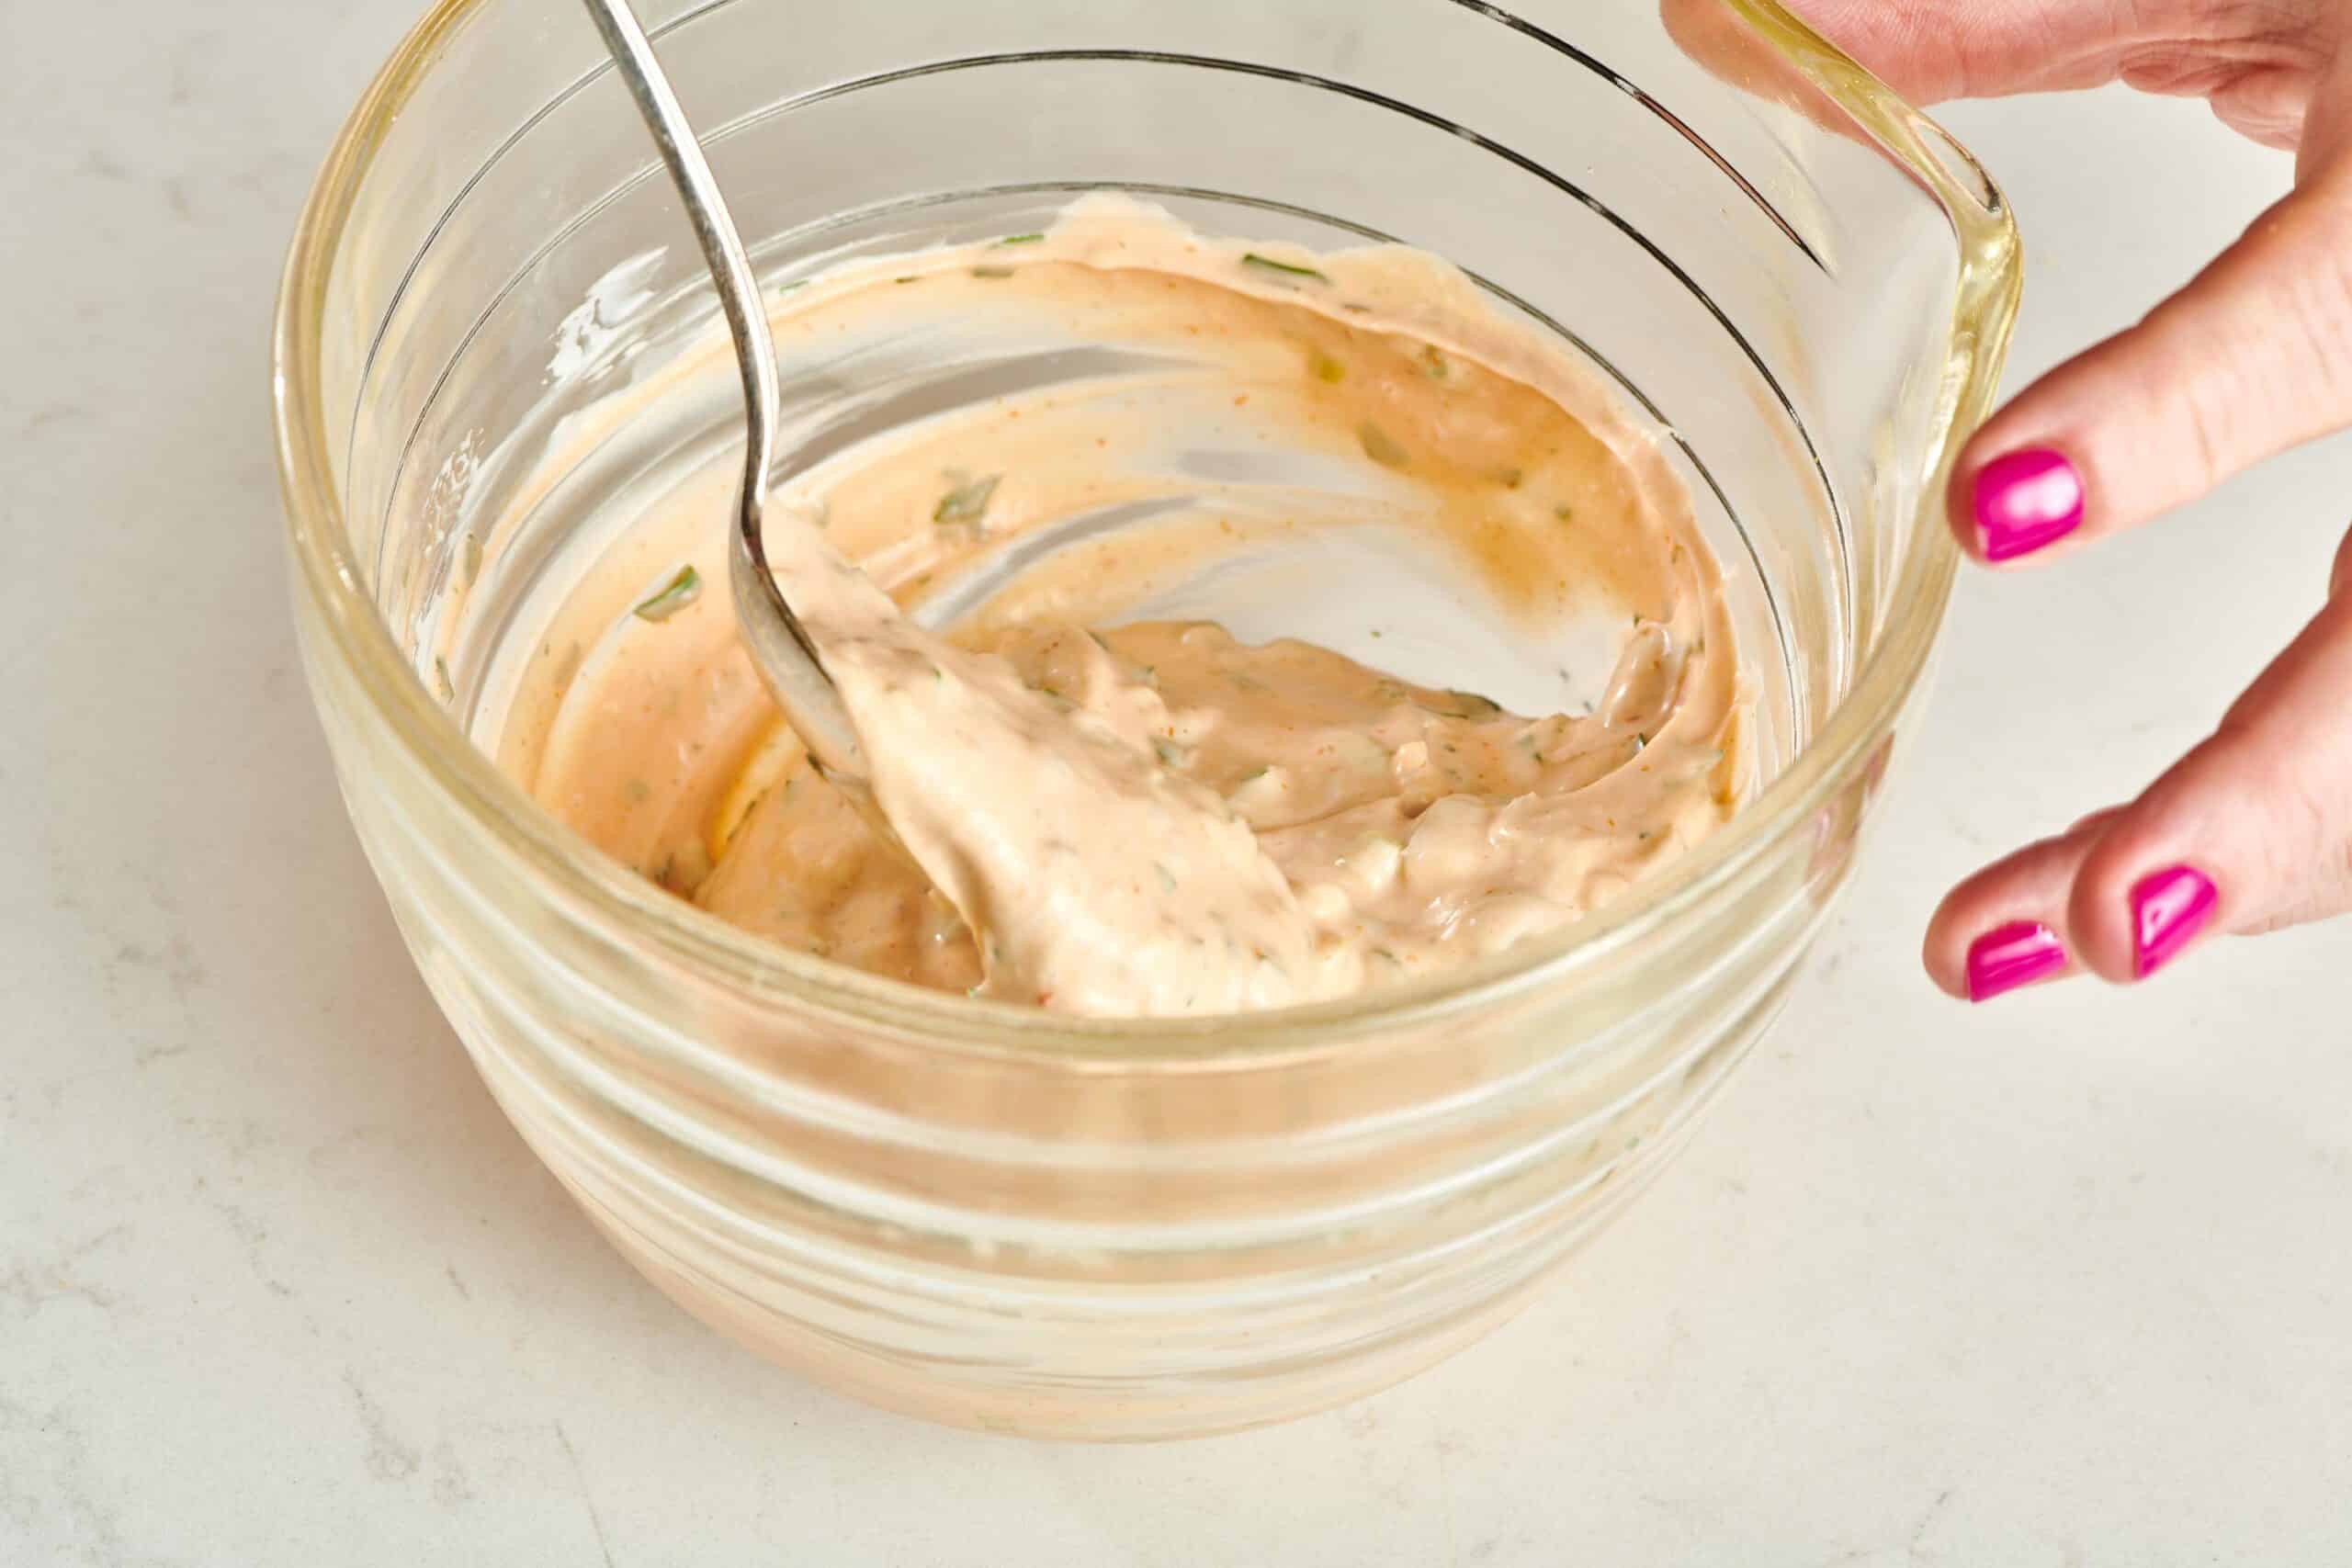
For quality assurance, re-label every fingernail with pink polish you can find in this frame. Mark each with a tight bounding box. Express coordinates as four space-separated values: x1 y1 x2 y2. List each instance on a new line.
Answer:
1973 447 2085 562
2130 865 2217 978
1966 920 2067 1002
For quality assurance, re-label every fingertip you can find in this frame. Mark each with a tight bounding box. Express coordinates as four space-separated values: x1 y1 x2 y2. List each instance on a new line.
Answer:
2060 850 2143 984
1922 871 1986 997
2068 717 2272 980
1962 920 2070 1002
1949 160 2352 582
2131 864 2222 977
1920 902 1970 999
1947 438 2088 567
1922 824 2103 1003
2071 850 2224 984
2066 799 2222 983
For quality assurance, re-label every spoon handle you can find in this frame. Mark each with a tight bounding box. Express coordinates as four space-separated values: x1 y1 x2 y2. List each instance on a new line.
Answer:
581 0 865 783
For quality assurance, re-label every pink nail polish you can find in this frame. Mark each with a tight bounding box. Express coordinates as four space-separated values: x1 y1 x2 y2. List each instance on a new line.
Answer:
1966 920 2067 1002
2130 865 2217 978
1973 447 2085 562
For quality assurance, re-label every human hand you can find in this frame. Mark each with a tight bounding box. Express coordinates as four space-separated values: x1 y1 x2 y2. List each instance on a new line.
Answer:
1770 0 2352 999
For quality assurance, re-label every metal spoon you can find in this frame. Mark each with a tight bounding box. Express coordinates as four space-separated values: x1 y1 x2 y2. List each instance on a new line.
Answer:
581 0 865 784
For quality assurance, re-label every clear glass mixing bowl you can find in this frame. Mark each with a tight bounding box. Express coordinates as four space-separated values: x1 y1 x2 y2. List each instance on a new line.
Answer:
274 0 2018 1438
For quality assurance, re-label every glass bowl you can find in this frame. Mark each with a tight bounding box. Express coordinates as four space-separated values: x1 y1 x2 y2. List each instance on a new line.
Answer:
274 0 2018 1439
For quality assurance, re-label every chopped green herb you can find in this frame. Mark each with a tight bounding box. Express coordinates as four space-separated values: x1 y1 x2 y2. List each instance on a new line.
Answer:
994 232 1046 246
775 278 809 293
1085 628 1114 654
1152 738 1186 766
1357 421 1410 468
970 265 1016 279
666 839 714 894
1419 345 1450 379
433 657 454 703
1555 504 1576 523
1307 349 1347 384
632 564 702 622
893 275 919 285
1236 767 1271 785
1441 689 1502 719
1241 253 1330 285
1340 301 1373 314
933 473 1001 525
1155 862 1179 894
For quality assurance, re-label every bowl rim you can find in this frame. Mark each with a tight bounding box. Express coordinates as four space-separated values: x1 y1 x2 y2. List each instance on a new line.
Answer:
271 0 2019 1066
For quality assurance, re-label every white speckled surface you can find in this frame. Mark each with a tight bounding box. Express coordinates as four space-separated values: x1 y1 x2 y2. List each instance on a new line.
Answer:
6 4 2348 1562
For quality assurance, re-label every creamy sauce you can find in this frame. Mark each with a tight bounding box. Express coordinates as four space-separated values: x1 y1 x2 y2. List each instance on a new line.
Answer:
517 199 1743 1017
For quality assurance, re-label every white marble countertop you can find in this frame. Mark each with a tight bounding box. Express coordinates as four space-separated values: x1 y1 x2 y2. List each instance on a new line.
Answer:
6 4 2348 1562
